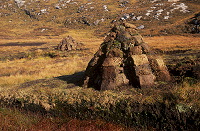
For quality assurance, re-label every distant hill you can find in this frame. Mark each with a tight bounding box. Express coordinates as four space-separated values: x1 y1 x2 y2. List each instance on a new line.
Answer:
0 0 200 38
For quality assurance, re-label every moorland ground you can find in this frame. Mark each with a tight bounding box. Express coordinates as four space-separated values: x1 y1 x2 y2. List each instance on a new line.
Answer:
0 30 199 130
0 33 200 88
0 0 200 130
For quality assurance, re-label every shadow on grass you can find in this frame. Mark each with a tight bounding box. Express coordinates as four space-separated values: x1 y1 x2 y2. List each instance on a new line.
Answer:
56 71 85 87
18 71 85 89
0 42 46 46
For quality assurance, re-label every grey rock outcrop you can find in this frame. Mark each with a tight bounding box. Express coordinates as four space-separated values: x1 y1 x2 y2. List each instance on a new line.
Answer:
57 36 84 51
84 22 171 90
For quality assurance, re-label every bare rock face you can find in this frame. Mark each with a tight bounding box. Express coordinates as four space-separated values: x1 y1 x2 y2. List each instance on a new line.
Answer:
57 36 84 51
84 22 171 90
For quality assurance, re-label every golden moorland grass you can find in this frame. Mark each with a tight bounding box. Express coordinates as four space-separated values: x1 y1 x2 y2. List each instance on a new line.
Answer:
0 29 103 88
0 1 199 129
0 57 87 88
144 35 200 51
0 32 199 130
0 33 199 88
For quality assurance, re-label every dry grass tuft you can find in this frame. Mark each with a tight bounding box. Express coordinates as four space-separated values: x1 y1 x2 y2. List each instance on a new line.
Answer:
144 36 200 51
172 81 200 108
0 57 87 88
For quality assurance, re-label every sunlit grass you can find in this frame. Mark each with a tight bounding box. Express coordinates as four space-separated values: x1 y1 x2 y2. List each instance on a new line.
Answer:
144 35 200 51
0 57 87 88
0 32 199 130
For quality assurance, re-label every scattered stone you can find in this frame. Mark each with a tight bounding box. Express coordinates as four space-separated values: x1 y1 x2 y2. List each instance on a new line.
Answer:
82 17 91 26
123 22 137 29
84 22 171 90
57 36 84 51
55 5 61 9
137 25 145 29
171 3 189 13
146 12 151 16
65 0 71 3
24 9 37 19
121 14 130 20
94 20 100 26
103 5 108 11
40 9 47 14
15 0 25 7
132 16 137 20
164 16 170 19
136 16 142 20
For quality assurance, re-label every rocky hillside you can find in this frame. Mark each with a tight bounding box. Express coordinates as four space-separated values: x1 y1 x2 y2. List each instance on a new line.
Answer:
0 0 200 38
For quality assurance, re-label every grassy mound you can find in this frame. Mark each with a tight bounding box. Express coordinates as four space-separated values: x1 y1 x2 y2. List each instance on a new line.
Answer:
0 77 199 130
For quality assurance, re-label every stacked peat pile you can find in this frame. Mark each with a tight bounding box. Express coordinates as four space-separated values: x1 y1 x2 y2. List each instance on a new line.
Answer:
57 36 84 51
84 22 171 90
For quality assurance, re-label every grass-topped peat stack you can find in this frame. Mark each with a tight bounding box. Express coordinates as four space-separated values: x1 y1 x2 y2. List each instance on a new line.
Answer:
57 36 84 51
84 22 171 90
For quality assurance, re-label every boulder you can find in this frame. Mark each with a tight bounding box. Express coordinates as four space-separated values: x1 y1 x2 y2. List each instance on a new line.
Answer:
84 22 171 90
123 22 137 29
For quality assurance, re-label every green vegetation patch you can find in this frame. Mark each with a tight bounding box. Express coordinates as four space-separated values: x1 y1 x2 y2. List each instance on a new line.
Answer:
0 79 199 130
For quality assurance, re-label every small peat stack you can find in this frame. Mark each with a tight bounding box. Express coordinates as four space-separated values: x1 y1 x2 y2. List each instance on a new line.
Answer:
57 36 84 51
84 22 171 90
